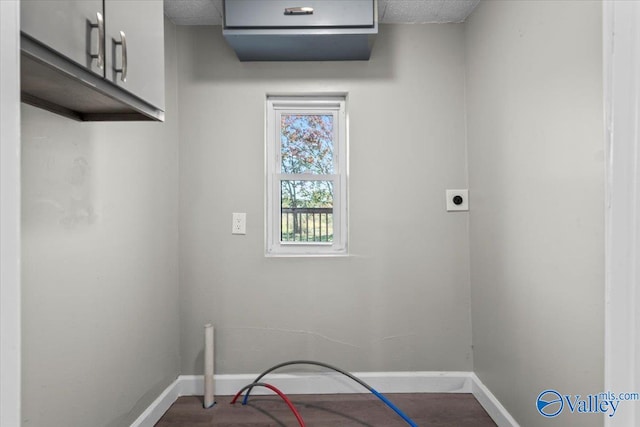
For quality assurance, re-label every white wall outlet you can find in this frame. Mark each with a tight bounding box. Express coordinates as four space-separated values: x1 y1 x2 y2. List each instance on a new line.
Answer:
446 189 469 212
232 212 246 235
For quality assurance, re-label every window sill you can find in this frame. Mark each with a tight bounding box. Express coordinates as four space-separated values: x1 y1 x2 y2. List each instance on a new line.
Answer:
264 251 349 258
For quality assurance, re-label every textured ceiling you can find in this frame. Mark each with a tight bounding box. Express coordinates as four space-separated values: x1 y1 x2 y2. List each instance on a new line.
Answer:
379 0 480 23
164 0 481 26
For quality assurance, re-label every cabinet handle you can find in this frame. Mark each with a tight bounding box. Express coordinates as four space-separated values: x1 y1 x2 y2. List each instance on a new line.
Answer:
89 12 104 69
113 31 128 83
284 6 314 15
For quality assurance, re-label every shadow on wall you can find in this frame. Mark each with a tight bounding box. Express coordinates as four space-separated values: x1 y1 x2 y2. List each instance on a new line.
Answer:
183 25 398 83
102 378 176 427
195 347 204 375
21 105 98 232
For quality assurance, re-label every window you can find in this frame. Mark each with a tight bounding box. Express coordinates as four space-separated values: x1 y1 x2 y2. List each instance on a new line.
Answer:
266 96 348 256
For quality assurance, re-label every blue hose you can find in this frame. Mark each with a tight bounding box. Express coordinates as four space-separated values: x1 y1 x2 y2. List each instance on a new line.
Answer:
371 388 419 427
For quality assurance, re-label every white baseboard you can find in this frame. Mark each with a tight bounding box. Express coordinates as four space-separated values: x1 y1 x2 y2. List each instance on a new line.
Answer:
129 378 183 427
470 373 521 427
183 371 473 396
130 371 519 427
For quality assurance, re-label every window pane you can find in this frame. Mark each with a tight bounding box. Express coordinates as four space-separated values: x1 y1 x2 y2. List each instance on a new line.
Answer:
281 114 334 174
281 180 333 242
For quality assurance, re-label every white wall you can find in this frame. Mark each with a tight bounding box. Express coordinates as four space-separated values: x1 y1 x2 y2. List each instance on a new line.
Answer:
465 1 604 426
177 24 473 375
1 1 22 426
604 2 640 426
16 3 608 424
20 19 181 427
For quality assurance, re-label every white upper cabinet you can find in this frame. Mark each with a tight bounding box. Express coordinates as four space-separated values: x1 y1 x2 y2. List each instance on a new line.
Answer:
224 0 375 28
20 0 165 121
104 0 165 110
222 0 378 61
21 0 104 76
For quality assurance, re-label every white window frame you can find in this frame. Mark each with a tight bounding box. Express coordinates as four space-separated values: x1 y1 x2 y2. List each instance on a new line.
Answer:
266 96 348 256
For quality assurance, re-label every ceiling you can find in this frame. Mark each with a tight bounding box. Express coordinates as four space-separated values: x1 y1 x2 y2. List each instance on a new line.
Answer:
164 0 481 26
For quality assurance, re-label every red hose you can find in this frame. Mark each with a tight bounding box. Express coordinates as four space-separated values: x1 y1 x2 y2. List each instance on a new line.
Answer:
231 382 306 427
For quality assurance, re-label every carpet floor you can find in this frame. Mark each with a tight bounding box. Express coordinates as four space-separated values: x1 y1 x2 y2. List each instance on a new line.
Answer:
155 393 498 426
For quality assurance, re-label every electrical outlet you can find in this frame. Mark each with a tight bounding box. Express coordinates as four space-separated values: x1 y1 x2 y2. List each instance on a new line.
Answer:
232 213 246 235
446 189 469 212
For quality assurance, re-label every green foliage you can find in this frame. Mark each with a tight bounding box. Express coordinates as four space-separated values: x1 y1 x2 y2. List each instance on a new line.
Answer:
281 181 332 209
280 114 334 209
281 114 334 175
280 114 335 242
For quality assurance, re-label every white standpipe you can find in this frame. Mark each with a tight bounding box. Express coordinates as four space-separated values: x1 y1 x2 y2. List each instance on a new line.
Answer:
204 323 215 408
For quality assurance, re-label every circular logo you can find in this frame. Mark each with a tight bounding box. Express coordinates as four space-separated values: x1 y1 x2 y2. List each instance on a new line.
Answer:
537 390 564 417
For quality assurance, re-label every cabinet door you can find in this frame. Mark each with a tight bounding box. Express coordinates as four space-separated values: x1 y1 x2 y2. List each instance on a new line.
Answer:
21 0 104 76
105 0 165 110
224 0 375 29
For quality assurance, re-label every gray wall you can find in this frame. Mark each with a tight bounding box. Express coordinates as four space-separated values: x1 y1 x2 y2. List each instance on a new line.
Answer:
177 24 473 374
19 4 606 425
465 2 604 426
21 19 180 427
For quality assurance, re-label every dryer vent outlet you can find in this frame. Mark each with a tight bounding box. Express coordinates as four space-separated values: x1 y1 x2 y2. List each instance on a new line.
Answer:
446 189 469 212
